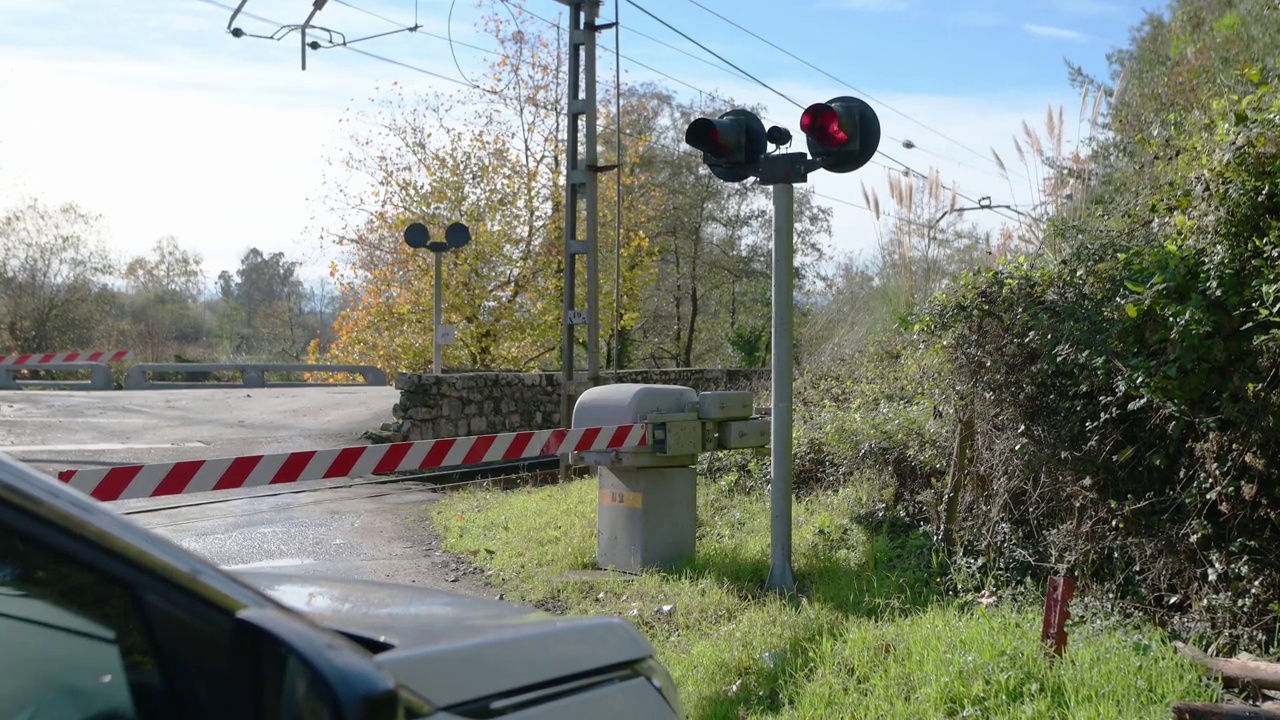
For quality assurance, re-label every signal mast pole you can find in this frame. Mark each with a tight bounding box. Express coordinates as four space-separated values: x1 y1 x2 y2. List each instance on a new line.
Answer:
558 0 613 480
684 97 881 594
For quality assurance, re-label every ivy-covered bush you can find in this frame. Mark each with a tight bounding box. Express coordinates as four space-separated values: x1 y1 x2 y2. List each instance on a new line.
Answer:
922 76 1280 652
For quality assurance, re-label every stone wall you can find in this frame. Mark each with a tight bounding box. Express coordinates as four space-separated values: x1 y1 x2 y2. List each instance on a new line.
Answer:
393 368 770 440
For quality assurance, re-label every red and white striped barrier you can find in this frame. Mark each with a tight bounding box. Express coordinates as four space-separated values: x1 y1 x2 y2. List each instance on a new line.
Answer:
57 423 648 501
0 350 134 366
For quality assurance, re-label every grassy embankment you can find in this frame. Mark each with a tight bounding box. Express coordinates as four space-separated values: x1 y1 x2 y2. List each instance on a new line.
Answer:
431 476 1220 719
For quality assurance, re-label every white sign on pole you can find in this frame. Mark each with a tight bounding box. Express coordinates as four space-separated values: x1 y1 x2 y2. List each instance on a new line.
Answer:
436 324 457 345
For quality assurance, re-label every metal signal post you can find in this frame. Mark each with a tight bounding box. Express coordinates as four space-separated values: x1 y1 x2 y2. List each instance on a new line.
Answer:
558 0 615 480
684 96 882 595
768 177 797 594
404 222 472 376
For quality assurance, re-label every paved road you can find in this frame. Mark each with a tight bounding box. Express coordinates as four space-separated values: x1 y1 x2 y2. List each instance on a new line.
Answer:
120 480 489 598
0 386 400 476
2 386 491 599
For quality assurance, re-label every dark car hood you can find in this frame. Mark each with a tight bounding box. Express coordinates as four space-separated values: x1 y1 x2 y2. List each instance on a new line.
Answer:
230 569 656 708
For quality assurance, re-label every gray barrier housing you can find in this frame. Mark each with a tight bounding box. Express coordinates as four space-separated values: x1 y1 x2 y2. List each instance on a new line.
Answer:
0 362 113 391
123 363 388 390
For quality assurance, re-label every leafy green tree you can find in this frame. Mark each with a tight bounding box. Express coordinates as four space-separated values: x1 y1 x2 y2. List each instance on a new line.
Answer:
121 236 206 360
319 1 832 373
0 199 117 354
214 248 312 360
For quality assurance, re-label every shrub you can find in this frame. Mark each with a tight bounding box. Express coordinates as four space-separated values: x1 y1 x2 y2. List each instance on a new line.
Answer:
704 331 953 525
921 79 1280 653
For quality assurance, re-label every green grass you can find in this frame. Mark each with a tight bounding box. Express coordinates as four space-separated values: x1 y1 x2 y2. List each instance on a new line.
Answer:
431 478 1220 719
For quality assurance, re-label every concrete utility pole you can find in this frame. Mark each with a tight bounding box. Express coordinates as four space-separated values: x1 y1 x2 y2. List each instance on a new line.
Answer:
558 0 614 480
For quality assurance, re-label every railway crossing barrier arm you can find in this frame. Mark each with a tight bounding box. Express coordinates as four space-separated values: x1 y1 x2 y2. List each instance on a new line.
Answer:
0 350 133 366
53 382 771 576
55 422 650 501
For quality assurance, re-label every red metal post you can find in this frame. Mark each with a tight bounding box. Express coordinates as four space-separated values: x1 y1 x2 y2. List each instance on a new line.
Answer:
1041 574 1075 658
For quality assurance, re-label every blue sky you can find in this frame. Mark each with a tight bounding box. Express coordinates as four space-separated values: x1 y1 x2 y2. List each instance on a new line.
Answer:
0 0 1158 282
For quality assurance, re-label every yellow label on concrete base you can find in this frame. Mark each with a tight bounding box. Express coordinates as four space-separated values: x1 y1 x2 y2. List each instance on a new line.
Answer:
599 489 643 509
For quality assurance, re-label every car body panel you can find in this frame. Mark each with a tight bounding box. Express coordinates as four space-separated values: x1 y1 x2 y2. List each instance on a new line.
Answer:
422 677 677 720
1 453 681 717
235 569 659 709
0 589 137 720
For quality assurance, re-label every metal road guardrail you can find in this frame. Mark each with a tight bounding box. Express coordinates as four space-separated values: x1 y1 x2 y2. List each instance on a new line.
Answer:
0 362 114 391
123 363 388 390
55 423 650 501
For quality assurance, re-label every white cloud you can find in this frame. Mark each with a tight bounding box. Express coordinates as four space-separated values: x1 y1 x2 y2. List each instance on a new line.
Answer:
1022 23 1088 41
0 2 1084 287
0 38 463 284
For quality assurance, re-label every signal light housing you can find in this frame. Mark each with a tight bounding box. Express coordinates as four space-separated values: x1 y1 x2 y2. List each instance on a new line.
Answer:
799 95 880 174
684 109 767 183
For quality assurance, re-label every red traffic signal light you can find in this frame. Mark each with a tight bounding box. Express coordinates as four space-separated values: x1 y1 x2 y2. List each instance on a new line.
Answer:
686 118 738 161
800 104 848 147
684 109 767 183
798 96 880 174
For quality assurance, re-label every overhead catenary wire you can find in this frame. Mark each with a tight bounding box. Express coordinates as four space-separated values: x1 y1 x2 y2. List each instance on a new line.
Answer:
333 0 999 221
202 5 998 286
608 0 1027 222
193 0 1017 233
874 152 1025 226
196 0 481 87
204 0 1021 218
334 0 797 137
590 0 1021 188
333 0 493 56
195 0 949 236
620 0 804 111
505 3 1007 228
679 0 1030 184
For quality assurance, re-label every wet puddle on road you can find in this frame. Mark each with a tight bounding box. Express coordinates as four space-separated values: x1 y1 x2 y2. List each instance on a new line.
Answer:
223 557 317 570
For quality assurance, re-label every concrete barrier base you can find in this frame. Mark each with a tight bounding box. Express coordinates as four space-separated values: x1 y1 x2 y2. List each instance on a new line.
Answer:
0 362 113 390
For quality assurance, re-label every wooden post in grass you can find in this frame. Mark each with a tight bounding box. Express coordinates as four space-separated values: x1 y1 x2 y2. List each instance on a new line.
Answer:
939 397 975 547
1173 642 1280 691
1170 702 1280 719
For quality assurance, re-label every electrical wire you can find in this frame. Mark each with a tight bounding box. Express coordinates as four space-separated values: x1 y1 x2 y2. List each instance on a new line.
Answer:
332 0 494 57
198 0 932 234
197 0 481 87
206 0 1019 217
621 0 803 111
481 3 797 137
607 0 1024 223
194 0 1016 232
447 0 479 86
622 24 754 83
447 0 523 95
874 152 1024 226
330 0 795 139
680 0 1030 183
